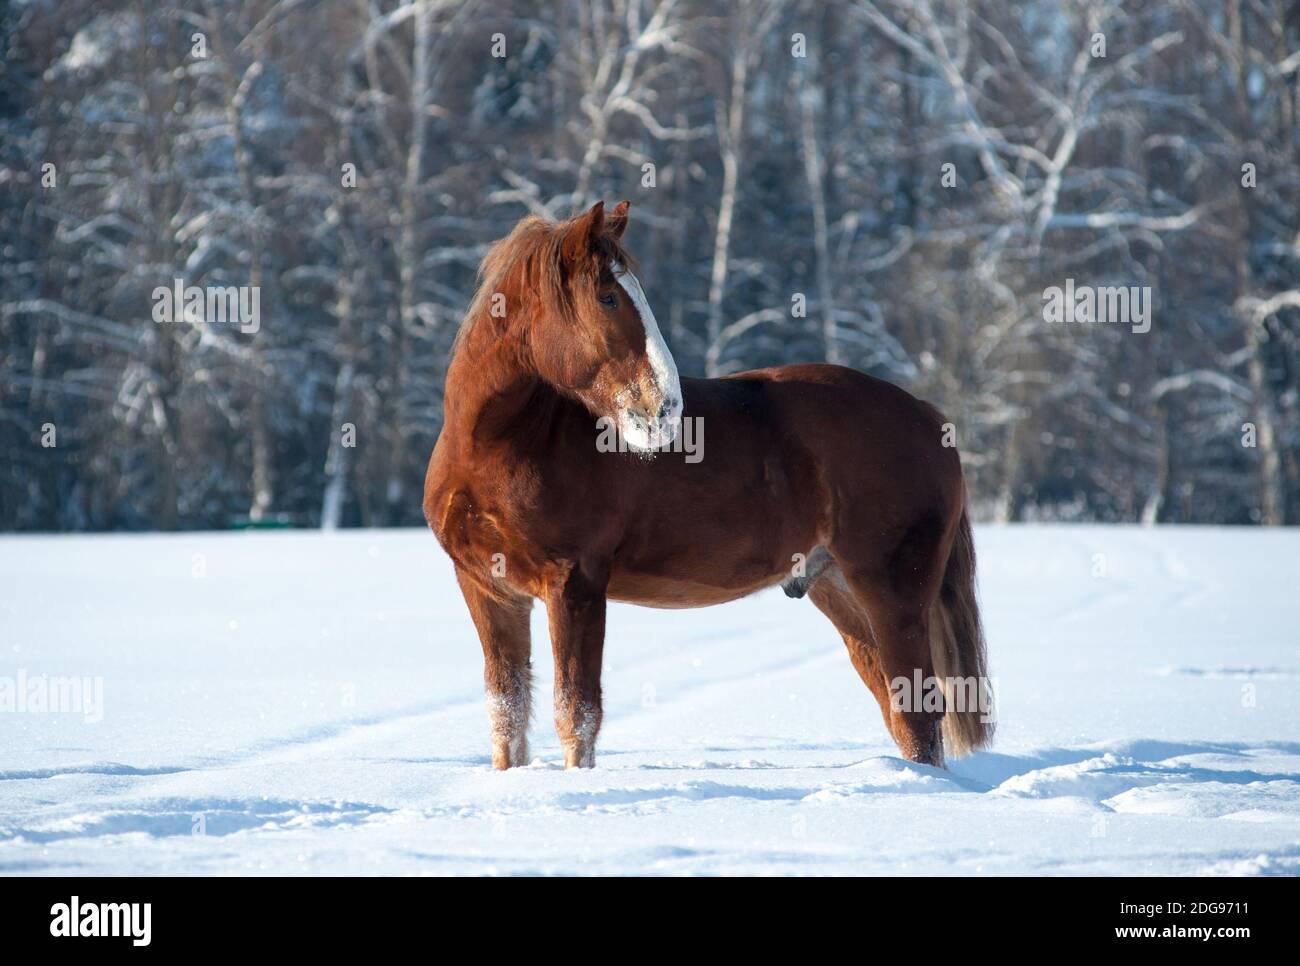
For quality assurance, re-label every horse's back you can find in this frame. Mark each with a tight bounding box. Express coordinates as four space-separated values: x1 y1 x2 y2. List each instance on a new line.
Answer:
692 363 955 470
714 362 944 426
692 362 964 537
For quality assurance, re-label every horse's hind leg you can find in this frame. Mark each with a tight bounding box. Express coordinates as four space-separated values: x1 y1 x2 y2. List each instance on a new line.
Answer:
810 559 945 766
849 575 944 766
455 566 533 769
808 573 893 733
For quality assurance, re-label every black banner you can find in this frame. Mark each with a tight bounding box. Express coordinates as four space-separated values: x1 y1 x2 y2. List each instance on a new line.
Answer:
0 875 1284 952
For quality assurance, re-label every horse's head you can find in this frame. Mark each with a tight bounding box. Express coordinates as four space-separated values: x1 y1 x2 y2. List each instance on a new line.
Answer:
526 201 683 451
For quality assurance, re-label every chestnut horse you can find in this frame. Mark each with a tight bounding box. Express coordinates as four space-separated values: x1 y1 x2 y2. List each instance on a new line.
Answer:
424 201 992 769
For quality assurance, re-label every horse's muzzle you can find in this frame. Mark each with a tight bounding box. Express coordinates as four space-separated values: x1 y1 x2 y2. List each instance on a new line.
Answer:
619 397 682 452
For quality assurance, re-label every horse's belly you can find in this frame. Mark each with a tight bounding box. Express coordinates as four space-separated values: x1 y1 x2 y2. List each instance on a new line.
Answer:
606 567 783 608
603 476 819 608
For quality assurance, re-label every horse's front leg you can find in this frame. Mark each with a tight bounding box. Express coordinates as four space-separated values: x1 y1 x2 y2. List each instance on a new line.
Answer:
545 560 609 769
455 565 533 770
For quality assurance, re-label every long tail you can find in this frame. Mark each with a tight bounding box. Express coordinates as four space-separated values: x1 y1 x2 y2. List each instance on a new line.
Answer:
929 506 994 757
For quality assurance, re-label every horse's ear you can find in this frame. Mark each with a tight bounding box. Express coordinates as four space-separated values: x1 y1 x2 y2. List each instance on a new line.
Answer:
562 201 605 263
605 200 630 241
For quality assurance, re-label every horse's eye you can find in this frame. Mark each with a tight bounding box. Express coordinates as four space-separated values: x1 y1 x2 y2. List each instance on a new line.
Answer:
598 292 617 308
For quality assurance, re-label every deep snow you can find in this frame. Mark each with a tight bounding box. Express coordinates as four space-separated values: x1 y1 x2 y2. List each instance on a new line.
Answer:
0 525 1297 875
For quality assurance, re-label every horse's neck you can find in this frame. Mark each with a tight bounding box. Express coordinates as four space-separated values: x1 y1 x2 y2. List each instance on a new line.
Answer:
443 318 561 447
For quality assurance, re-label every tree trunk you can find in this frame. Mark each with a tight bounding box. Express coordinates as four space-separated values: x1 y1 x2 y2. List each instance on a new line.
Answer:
797 73 838 365
707 39 747 351
388 0 434 525
1245 319 1285 524
1141 399 1171 524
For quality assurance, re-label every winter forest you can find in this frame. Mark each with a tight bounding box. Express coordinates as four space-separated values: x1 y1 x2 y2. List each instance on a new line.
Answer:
1 0 1297 531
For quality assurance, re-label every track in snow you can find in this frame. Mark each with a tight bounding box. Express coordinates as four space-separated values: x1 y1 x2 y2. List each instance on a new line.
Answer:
1 525 1296 875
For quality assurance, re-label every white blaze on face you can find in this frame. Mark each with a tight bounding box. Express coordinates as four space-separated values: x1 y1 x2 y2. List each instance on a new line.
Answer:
612 260 683 452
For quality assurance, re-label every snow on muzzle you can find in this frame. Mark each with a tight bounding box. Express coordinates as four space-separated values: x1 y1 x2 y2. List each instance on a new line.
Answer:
612 261 682 452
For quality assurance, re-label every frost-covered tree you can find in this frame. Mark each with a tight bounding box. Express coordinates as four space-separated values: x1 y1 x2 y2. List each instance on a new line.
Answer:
1 0 1295 530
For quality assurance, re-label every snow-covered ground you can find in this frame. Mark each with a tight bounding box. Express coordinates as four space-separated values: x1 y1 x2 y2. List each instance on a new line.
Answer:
1 525 1296 876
